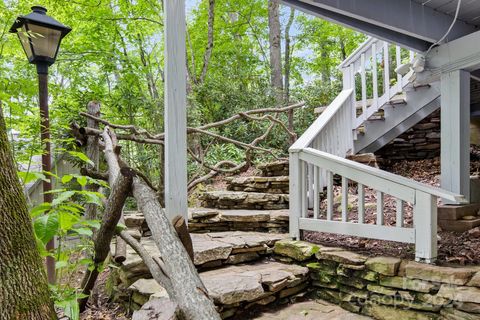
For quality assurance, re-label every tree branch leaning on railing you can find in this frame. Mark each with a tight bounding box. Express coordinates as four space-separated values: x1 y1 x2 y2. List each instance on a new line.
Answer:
77 101 305 193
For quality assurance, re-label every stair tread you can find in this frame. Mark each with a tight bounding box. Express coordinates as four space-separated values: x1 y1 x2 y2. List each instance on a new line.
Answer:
118 231 288 271
128 259 309 307
252 300 371 320
201 191 289 210
189 207 289 222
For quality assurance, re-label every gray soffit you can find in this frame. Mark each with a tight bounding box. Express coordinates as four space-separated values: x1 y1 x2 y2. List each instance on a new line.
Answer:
282 0 478 52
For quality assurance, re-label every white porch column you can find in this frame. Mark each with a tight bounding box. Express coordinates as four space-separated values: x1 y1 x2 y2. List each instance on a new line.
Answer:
164 0 188 220
440 69 470 203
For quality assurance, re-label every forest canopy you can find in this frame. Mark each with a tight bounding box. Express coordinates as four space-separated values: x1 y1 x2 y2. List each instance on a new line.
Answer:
1 0 364 185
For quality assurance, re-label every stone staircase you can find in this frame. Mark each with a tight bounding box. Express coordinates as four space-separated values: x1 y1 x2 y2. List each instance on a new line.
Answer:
438 203 480 232
108 162 372 319
199 160 289 210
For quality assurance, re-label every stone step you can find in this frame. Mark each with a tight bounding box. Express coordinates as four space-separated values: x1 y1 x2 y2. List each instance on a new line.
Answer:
250 300 371 320
200 191 289 210
189 208 289 233
124 208 290 235
225 175 289 194
113 231 289 286
127 259 310 319
257 160 289 177
439 217 480 232
438 203 480 220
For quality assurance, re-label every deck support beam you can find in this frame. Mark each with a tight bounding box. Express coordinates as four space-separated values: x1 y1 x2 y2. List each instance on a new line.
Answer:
440 69 470 204
164 0 188 221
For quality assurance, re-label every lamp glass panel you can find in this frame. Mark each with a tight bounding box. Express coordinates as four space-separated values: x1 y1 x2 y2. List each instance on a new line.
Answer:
17 25 34 60
27 23 62 59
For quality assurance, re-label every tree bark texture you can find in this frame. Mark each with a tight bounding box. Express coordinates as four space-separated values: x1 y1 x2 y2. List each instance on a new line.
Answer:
78 168 133 311
268 0 283 102
132 176 221 320
85 101 101 220
99 128 219 319
199 0 215 84
0 107 57 320
284 8 295 144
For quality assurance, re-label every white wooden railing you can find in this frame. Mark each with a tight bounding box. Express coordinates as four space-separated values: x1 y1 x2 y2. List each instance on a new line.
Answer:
340 37 415 130
289 37 465 263
290 89 355 207
289 147 465 262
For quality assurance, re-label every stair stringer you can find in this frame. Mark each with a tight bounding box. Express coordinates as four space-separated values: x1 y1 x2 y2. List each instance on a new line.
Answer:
354 82 441 154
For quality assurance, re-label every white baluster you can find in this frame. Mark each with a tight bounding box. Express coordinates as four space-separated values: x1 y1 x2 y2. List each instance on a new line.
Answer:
396 199 404 227
358 183 365 223
314 166 320 219
372 42 378 109
396 45 402 87
377 191 384 225
361 53 367 121
327 170 334 220
301 161 307 218
383 42 390 97
342 176 349 222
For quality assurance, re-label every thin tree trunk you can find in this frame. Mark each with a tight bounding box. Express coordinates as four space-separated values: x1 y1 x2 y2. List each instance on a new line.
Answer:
284 8 295 144
101 128 220 319
268 0 283 102
85 101 101 220
78 167 133 311
199 0 215 84
0 106 57 320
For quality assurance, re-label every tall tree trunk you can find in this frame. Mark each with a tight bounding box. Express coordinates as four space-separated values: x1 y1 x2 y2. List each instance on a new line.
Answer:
268 0 283 102
199 0 215 84
0 106 56 320
284 8 295 143
85 101 101 220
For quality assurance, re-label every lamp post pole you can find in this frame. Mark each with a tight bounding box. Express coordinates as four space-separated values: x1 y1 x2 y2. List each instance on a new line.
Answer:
37 62 55 283
10 5 71 285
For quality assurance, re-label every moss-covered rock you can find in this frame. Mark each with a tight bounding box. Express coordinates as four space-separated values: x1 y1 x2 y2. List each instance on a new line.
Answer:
440 307 480 320
437 285 480 303
379 276 438 293
273 240 319 261
367 284 397 296
365 256 401 276
406 262 475 285
316 250 367 265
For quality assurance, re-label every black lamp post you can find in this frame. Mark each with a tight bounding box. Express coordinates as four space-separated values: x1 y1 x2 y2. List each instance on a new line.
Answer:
10 6 71 284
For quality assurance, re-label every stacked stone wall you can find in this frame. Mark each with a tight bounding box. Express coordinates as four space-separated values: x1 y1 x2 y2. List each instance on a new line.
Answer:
375 109 441 162
274 239 480 320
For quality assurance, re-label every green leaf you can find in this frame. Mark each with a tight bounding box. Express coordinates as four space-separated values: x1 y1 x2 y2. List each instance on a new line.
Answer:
34 214 59 245
17 171 48 184
79 258 93 265
61 174 74 184
81 220 101 229
52 191 75 206
30 203 52 218
76 176 87 187
55 261 69 269
68 151 93 166
57 297 80 320
115 223 127 232
73 227 93 236
58 211 80 231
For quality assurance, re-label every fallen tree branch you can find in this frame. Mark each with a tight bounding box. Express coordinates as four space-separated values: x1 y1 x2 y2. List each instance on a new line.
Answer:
187 158 246 191
99 127 220 319
78 166 134 311
80 167 109 181
117 229 172 292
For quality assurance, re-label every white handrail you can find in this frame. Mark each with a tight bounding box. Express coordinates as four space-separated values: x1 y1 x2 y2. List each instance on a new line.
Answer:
301 148 466 203
290 89 354 152
338 37 375 69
